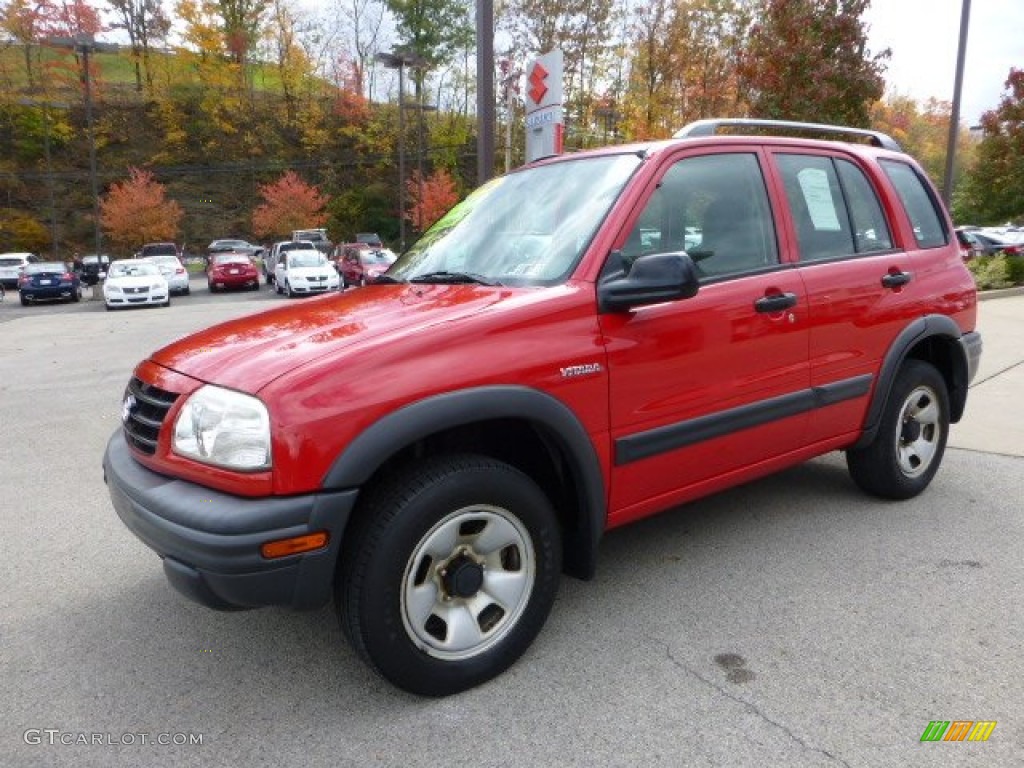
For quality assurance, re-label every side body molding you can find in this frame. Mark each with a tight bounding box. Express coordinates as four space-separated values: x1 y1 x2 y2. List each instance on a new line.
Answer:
321 386 607 579
854 314 978 449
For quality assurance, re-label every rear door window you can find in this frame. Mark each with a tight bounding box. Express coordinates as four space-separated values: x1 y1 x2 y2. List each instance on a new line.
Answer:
879 160 948 249
776 154 892 262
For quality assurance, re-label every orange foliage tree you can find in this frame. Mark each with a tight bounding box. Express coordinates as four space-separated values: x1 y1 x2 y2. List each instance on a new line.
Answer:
406 169 459 233
251 170 330 239
100 167 183 251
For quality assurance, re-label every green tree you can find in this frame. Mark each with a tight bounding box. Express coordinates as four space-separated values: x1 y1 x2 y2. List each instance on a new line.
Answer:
738 0 889 127
384 0 473 94
954 68 1024 225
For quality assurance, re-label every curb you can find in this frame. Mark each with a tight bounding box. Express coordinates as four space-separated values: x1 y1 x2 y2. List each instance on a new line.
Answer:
978 286 1024 302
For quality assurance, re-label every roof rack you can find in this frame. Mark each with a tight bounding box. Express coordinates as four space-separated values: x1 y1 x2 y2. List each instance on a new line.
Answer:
673 118 902 152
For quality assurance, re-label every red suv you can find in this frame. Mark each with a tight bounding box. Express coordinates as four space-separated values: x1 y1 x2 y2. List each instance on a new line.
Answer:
104 119 981 696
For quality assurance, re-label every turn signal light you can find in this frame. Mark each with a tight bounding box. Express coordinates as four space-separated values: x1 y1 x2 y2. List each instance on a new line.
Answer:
260 531 329 559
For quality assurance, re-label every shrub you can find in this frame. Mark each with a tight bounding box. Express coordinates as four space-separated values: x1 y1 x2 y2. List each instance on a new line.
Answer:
967 254 1015 290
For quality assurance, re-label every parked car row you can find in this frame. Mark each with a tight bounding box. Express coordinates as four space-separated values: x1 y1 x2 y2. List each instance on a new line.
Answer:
955 226 1024 259
3 234 398 309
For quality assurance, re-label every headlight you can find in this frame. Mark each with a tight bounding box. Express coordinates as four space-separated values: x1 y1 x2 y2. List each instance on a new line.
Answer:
173 385 271 471
106 284 121 294
152 282 164 290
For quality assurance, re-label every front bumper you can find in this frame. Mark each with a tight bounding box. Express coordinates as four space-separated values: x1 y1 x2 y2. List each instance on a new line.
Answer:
103 430 357 610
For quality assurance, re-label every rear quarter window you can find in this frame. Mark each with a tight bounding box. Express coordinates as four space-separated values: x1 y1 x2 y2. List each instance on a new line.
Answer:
879 160 948 249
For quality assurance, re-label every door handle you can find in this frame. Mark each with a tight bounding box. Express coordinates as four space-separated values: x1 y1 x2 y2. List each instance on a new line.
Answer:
881 271 912 288
754 292 797 313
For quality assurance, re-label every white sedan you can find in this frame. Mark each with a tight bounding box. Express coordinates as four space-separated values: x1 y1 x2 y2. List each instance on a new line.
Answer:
104 261 170 310
274 248 340 297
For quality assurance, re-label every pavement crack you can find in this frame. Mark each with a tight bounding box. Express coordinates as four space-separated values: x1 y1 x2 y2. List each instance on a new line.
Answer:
970 358 1024 388
662 643 852 768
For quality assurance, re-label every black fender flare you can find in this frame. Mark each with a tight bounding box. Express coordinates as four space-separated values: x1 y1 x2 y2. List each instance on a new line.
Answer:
853 314 973 449
321 386 607 579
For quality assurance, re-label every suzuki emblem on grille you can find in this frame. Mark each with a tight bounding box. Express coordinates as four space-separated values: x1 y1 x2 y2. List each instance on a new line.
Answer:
122 394 137 424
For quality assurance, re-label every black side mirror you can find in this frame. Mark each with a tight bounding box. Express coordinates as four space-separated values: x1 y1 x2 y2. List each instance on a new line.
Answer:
598 252 700 313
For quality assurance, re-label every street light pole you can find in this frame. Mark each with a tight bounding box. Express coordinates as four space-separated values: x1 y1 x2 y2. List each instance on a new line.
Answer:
376 49 426 252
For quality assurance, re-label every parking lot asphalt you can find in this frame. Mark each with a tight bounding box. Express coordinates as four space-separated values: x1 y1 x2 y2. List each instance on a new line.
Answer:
1 281 1022 767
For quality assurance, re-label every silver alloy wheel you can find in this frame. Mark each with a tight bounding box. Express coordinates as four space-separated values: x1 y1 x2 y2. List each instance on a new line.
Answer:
895 384 942 477
401 505 536 661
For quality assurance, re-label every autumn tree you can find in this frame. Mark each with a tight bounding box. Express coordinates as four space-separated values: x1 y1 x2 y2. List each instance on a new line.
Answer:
500 0 615 142
738 0 889 127
107 0 172 92
406 168 458 232
0 0 48 86
870 95 973 192
955 68 1024 224
252 171 330 238
621 0 747 141
100 168 184 250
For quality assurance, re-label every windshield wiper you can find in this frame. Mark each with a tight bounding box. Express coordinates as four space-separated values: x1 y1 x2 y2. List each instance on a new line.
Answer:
370 274 403 284
409 271 502 286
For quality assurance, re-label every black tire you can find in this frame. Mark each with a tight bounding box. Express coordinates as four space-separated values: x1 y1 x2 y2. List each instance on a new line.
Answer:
20 295 29 306
71 287 81 302
337 454 562 696
285 280 295 298
847 360 950 500
208 281 216 293
183 285 191 296
275 279 283 295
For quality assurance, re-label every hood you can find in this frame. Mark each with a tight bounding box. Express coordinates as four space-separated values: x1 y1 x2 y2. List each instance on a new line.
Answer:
150 284 517 392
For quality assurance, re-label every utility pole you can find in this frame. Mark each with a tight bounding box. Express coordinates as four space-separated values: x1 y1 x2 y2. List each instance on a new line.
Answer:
476 0 495 185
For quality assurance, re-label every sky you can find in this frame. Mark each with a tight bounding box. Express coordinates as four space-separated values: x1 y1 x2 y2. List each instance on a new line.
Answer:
864 0 1024 124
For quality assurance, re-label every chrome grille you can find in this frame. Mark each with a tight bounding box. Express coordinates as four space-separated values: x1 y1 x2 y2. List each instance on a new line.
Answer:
123 377 179 455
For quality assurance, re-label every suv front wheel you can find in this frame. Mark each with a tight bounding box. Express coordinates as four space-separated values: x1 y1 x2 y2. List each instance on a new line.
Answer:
847 360 950 499
337 454 562 696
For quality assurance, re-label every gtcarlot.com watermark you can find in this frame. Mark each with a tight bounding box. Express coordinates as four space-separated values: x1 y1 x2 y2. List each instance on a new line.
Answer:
24 729 203 747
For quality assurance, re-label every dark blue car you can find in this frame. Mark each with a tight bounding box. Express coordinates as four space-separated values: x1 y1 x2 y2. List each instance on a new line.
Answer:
18 262 82 305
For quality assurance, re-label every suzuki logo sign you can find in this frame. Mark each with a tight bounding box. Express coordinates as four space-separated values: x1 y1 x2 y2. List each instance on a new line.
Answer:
523 50 564 163
528 62 549 106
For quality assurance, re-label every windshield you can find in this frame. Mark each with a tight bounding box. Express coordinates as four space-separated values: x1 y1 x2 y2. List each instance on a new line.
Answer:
142 245 177 256
0 256 28 266
287 251 327 268
146 256 179 266
213 254 251 266
25 263 66 274
387 154 641 286
360 249 396 266
109 263 159 278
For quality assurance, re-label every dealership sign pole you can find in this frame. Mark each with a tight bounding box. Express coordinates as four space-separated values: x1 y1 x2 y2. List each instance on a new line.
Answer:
524 50 564 164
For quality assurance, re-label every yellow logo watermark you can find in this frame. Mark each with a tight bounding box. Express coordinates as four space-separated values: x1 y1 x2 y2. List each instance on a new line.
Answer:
920 721 996 742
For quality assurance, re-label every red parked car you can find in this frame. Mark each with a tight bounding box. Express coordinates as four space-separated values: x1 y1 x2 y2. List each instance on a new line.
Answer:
338 245 398 287
105 118 981 696
206 252 260 292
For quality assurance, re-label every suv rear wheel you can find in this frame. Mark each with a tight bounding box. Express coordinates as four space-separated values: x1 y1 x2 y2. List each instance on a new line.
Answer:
847 360 949 499
337 454 561 696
